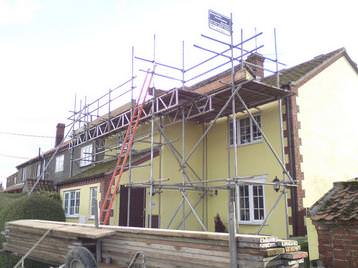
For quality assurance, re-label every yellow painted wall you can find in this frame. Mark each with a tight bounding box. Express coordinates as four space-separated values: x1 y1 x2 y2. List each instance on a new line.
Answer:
60 182 100 224
62 99 292 239
296 56 358 259
206 101 291 238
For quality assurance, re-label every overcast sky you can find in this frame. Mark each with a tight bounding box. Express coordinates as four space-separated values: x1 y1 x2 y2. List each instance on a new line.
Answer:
0 0 357 187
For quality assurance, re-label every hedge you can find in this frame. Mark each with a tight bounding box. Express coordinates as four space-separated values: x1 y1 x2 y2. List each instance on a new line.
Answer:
0 191 66 268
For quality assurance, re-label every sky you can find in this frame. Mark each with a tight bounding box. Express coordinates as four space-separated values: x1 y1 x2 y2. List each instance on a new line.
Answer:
0 0 357 187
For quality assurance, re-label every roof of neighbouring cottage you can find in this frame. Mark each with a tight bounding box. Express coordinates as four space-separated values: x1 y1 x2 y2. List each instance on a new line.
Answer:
310 180 358 223
263 48 358 87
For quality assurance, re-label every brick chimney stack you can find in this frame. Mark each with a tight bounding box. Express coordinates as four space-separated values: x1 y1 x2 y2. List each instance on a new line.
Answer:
246 53 265 79
55 123 65 147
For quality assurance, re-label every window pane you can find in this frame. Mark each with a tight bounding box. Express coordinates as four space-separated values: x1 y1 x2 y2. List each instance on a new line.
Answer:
239 185 250 221
254 209 259 219
90 187 97 216
252 115 262 141
64 193 69 214
75 191 80 215
253 185 264 220
240 118 251 144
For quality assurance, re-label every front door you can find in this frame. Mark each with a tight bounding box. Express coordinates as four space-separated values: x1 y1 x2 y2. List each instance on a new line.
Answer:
119 186 146 227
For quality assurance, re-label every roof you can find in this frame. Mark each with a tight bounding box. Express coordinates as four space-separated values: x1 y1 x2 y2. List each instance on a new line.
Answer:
56 146 160 186
16 140 70 169
263 48 358 87
310 180 358 223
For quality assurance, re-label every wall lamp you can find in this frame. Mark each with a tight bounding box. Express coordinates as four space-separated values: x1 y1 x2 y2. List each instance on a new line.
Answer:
273 176 280 192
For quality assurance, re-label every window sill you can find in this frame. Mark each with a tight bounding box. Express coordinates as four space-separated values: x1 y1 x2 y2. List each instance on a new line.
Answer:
65 215 79 219
239 221 266 226
79 164 93 168
229 140 263 148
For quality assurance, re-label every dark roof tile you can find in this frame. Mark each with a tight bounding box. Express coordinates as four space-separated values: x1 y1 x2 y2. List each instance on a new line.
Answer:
263 48 346 87
310 180 358 223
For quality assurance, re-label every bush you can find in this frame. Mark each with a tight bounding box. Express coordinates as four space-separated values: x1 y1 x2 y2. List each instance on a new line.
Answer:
0 192 65 268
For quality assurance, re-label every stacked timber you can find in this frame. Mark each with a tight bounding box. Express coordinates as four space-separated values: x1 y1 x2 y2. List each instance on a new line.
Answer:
237 237 307 268
3 220 307 267
101 228 307 268
2 220 115 265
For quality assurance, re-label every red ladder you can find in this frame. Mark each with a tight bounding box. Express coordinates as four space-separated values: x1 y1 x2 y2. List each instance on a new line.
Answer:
99 68 155 225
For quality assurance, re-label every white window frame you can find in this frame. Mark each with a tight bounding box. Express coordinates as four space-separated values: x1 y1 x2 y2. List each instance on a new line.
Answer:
80 144 93 167
55 154 64 173
89 187 98 218
64 190 80 217
229 114 262 146
237 176 266 224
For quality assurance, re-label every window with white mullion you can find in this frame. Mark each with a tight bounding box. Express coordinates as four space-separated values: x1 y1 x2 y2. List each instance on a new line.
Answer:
237 177 266 224
64 190 80 217
229 114 262 146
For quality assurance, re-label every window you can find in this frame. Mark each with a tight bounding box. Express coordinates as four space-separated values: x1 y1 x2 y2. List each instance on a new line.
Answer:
55 154 64 172
89 187 98 217
64 190 80 217
237 177 265 223
36 163 41 177
80 144 93 167
229 114 262 145
22 168 27 181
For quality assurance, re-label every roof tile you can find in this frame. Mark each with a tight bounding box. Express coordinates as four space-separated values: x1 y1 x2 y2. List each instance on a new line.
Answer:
310 180 358 223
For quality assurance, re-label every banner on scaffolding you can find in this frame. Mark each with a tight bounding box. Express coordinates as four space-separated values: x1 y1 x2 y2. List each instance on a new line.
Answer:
208 9 231 36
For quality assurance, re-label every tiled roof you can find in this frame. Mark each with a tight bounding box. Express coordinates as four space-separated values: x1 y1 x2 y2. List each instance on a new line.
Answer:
263 48 347 87
310 180 358 222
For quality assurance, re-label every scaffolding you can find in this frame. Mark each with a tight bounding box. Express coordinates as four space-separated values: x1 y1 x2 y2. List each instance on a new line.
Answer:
47 13 296 268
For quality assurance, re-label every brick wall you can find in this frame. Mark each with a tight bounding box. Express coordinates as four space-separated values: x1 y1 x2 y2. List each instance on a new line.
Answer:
284 89 306 236
314 222 358 268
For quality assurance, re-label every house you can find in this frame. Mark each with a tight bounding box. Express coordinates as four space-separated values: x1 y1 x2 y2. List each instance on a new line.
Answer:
55 61 293 240
8 47 358 264
4 172 21 193
310 180 358 268
263 47 358 261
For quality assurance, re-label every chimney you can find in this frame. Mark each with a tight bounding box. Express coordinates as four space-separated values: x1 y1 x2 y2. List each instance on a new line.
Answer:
246 53 265 79
55 123 65 147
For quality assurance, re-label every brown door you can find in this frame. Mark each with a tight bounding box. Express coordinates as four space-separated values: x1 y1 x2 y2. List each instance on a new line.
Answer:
119 186 146 227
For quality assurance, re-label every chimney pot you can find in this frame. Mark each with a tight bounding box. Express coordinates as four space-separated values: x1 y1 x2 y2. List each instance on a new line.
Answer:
55 123 65 147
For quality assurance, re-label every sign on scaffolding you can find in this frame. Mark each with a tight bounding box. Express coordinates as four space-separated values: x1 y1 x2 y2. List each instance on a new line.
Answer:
208 9 231 36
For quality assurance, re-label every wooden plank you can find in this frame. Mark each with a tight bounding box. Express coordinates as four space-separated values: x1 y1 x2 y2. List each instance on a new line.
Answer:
284 245 301 252
238 247 285 257
281 251 308 260
275 239 298 247
6 220 116 239
238 242 277 249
